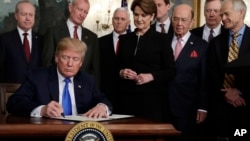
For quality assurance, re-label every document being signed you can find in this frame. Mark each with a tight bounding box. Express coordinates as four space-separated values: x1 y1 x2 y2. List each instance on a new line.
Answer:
51 114 134 122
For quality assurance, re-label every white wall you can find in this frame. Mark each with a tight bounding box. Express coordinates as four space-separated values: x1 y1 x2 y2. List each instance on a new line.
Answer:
83 0 135 37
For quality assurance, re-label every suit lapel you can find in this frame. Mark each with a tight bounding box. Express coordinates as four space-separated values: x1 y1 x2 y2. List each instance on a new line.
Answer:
48 66 60 101
176 34 195 62
239 26 250 55
73 72 85 109
80 26 89 42
13 29 27 62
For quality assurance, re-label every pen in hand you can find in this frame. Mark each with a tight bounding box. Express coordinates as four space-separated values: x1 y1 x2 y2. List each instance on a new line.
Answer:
61 113 65 118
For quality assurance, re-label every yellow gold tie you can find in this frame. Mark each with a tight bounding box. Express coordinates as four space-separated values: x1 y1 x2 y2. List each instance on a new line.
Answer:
223 33 239 88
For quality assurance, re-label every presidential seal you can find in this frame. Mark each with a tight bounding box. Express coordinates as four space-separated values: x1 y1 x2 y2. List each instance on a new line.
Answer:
65 121 114 141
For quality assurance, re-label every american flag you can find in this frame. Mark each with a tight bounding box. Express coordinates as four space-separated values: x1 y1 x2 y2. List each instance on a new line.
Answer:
121 0 131 32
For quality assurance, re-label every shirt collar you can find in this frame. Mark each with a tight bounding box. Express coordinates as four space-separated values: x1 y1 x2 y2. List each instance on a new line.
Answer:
204 24 222 35
17 26 32 36
113 31 126 39
156 18 170 26
230 24 246 36
67 19 79 29
174 31 191 42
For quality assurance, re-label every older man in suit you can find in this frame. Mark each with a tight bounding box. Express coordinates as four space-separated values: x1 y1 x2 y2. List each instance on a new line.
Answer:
42 0 100 85
191 0 224 43
7 37 112 118
168 4 208 141
0 0 42 83
207 0 250 140
99 7 130 113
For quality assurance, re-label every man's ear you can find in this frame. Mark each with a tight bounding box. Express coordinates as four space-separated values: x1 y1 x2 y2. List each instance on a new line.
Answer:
55 55 58 63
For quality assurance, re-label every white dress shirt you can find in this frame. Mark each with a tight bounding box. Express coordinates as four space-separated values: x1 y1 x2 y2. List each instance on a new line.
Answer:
203 24 222 42
155 18 171 33
67 19 81 39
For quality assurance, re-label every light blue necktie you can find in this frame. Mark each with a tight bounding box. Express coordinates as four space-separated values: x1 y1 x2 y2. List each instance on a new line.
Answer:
62 78 72 115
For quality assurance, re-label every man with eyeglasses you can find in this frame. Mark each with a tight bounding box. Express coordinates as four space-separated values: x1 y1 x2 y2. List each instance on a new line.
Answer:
168 4 208 141
7 37 112 118
191 0 225 43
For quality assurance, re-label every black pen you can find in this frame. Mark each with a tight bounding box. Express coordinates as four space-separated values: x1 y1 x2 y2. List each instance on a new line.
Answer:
61 113 65 118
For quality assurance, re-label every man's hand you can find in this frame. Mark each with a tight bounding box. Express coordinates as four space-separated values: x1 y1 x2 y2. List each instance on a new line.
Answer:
41 101 63 117
196 111 207 124
221 88 246 107
83 103 108 118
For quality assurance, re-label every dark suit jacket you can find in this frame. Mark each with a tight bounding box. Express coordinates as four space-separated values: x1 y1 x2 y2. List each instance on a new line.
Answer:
6 65 112 116
98 32 120 112
166 33 208 137
168 33 208 118
42 20 100 85
191 24 226 42
207 25 250 136
117 27 175 121
207 25 250 107
0 29 42 83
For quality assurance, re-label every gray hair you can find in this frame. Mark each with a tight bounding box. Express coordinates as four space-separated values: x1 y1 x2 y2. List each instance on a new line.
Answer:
113 7 130 19
223 0 247 19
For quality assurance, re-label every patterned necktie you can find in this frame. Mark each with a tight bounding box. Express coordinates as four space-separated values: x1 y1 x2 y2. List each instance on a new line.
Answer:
223 33 239 88
174 37 182 60
160 24 165 33
73 26 79 39
62 78 72 115
23 33 30 62
208 29 214 42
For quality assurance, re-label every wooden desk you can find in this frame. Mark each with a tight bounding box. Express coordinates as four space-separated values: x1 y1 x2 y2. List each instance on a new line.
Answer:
0 115 180 141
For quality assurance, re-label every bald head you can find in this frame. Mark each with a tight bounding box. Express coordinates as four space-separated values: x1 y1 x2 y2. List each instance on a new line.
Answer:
172 4 194 19
171 4 194 37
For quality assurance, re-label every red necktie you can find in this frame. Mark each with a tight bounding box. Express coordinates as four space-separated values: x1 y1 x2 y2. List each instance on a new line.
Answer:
23 33 30 62
174 38 182 60
73 26 79 39
115 39 119 55
160 24 165 33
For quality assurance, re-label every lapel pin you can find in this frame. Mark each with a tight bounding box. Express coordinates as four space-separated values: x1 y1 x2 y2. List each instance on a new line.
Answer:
78 85 81 88
190 42 193 45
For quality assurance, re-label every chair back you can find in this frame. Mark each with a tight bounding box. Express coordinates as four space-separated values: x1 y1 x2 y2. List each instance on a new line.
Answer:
0 83 21 114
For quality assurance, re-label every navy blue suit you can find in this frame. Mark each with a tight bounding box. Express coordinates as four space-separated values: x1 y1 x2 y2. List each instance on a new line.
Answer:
6 65 112 117
0 29 42 83
168 33 208 141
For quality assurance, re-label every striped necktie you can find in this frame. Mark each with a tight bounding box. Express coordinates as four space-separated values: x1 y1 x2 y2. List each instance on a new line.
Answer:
223 33 239 88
